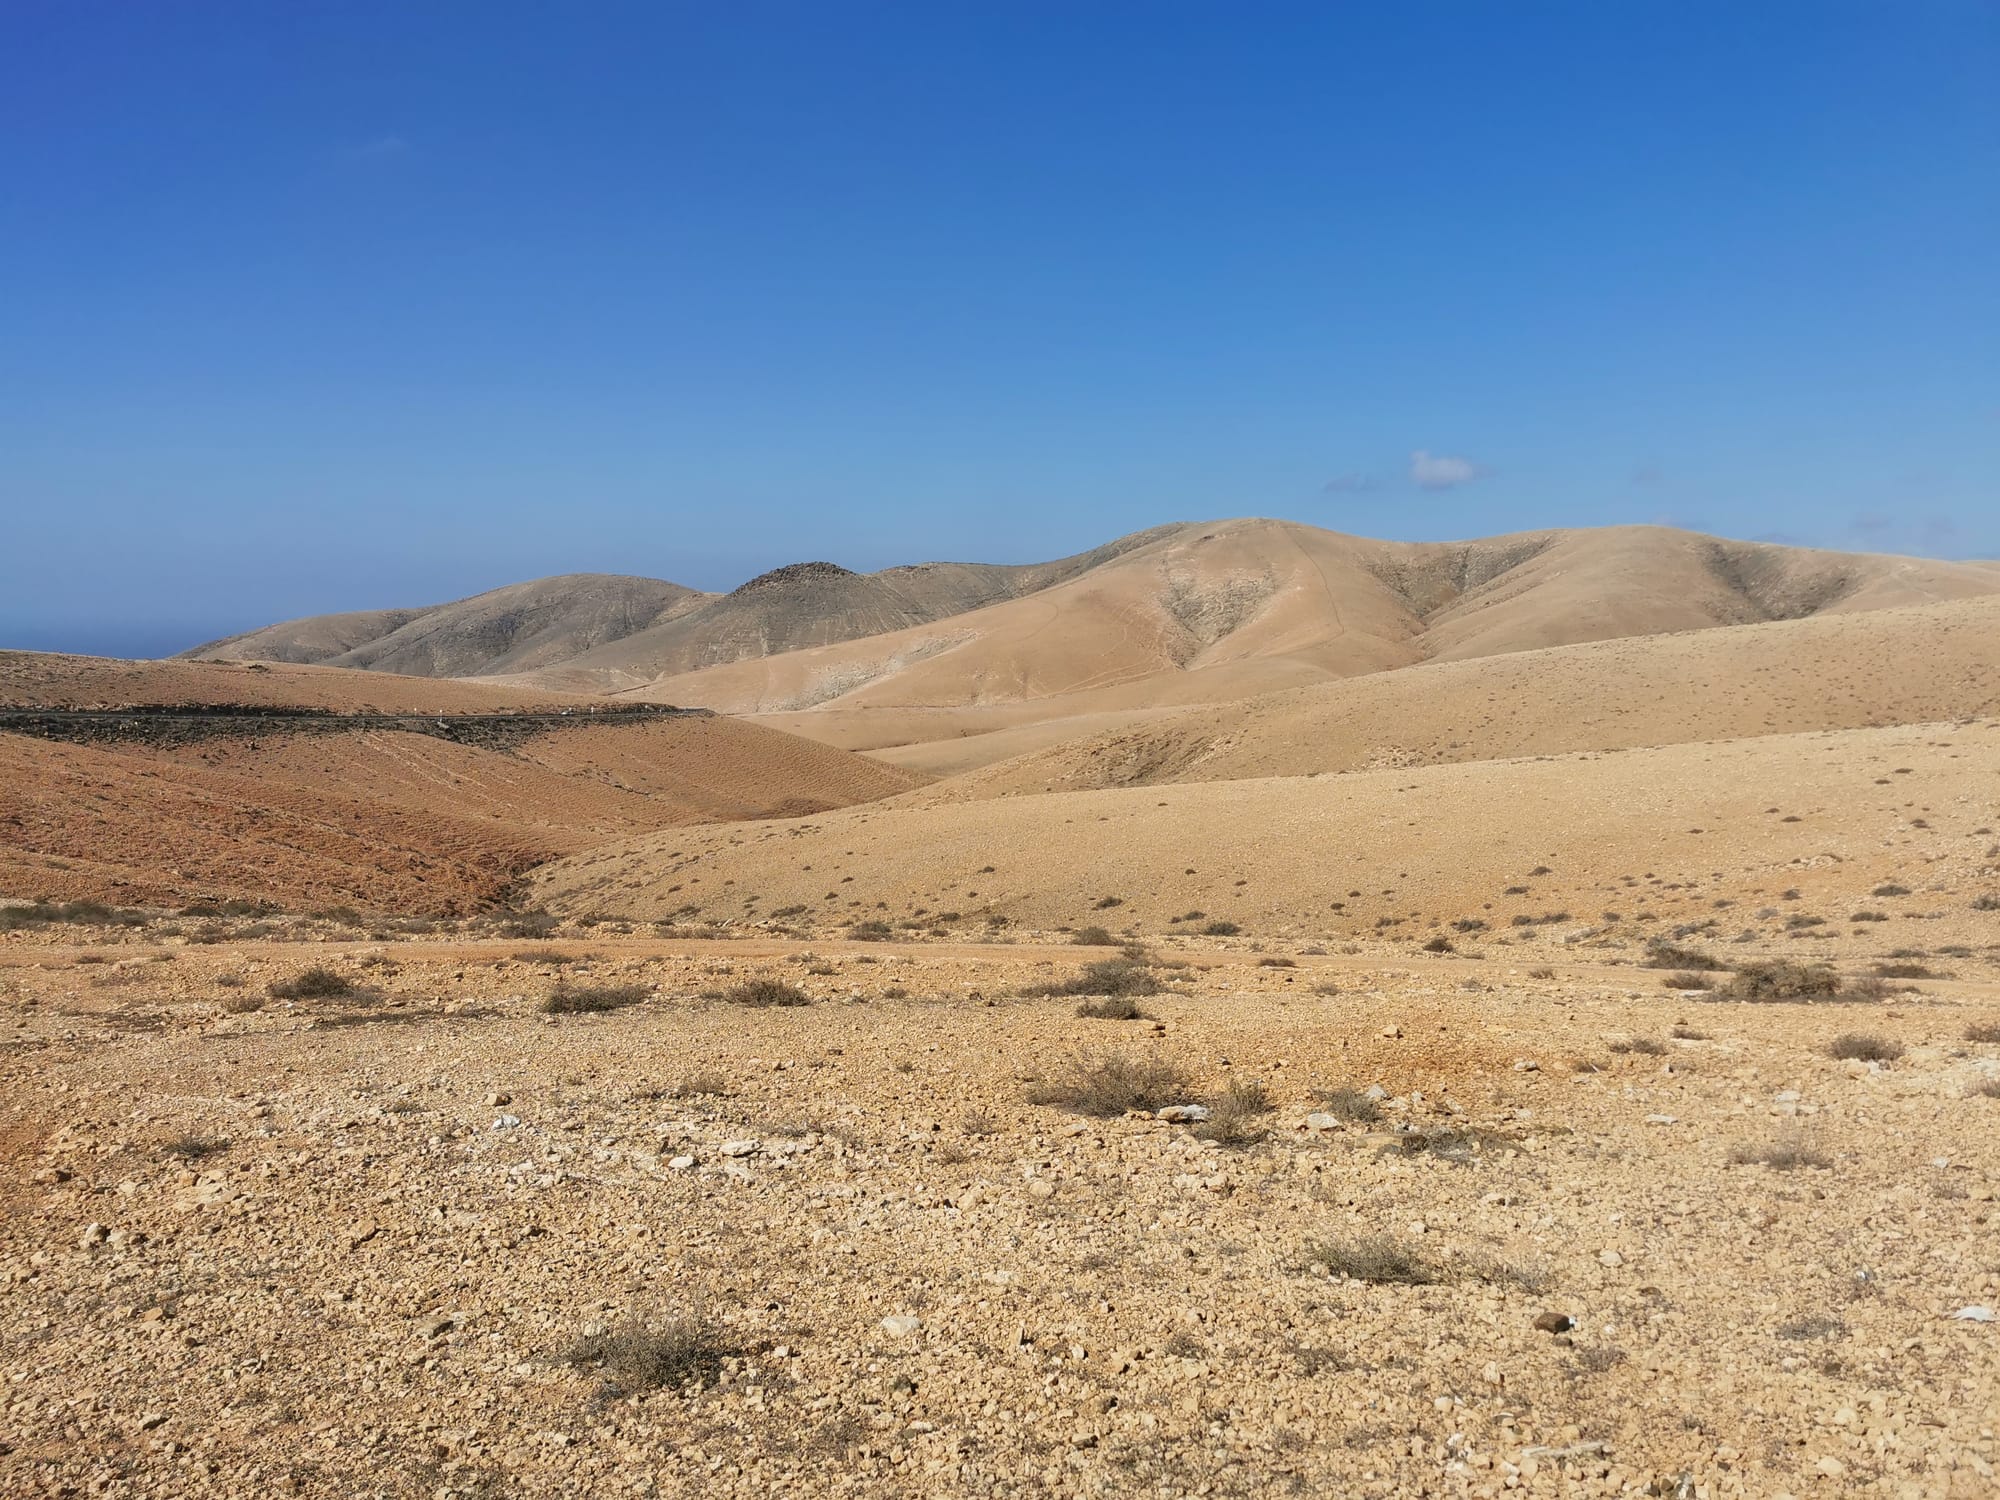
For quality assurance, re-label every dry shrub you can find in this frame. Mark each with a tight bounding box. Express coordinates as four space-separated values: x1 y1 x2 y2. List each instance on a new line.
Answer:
565 1311 726 1393
1661 970 1716 990
722 977 811 1007
1874 962 1943 980
1643 940 1726 971
1313 1084 1380 1123
846 921 894 941
1195 1077 1273 1145
1071 926 1118 946
1202 920 1242 936
1729 1130 1833 1171
1023 957 1161 999
1720 961 1841 1002
1827 1032 1902 1063
542 982 648 1015
495 911 559 939
1303 1234 1439 1285
1026 1050 1190 1117
161 1132 229 1162
666 1072 728 1099
267 966 353 1000
1076 994 1147 1020
218 992 265 1015
0 900 150 932
1609 1037 1668 1056
515 947 588 966
1965 1022 2000 1044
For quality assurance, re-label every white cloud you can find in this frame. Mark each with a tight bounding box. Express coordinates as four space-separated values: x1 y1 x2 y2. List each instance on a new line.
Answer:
1409 450 1483 489
1320 472 1374 494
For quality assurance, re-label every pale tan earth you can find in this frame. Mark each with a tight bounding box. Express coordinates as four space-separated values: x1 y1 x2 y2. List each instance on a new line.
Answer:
6 524 2000 1498
529 719 2000 945
916 596 2000 789
3 916 1998 1500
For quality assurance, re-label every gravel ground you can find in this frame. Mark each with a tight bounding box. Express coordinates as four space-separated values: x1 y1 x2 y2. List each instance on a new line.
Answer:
4 930 1998 1499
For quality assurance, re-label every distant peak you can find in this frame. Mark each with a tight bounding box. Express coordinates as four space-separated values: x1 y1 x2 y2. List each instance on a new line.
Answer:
731 561 857 595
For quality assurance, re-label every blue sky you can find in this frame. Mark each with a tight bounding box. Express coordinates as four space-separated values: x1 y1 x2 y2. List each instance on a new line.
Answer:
3 1 1995 657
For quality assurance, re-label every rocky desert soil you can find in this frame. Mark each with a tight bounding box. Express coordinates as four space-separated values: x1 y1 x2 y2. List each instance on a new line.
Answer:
4 913 1997 1499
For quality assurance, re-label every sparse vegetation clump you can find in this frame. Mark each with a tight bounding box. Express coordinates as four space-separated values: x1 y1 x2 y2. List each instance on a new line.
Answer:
1313 1084 1380 1123
160 1133 229 1162
1827 1032 1902 1063
494 910 560 940
1026 1050 1190 1117
1070 926 1118 946
1076 994 1148 1020
666 1072 729 1099
543 982 649 1015
1609 1036 1668 1056
267 966 354 1000
1719 961 1842 1003
0 900 151 932
564 1311 727 1394
1194 1077 1274 1145
1729 1131 1833 1171
1303 1234 1439 1285
1643 940 1726 971
721 977 812 1007
1201 920 1242 937
846 920 894 941
1022 957 1162 999
1966 1022 2000 1044
1874 961 1943 980
1661 970 1716 991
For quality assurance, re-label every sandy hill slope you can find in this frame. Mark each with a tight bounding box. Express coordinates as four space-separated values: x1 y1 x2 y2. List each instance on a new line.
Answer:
616 520 2000 736
504 526 1190 693
0 654 924 913
929 594 2000 794
181 528 1187 688
0 650 624 712
529 716 2000 949
184 574 712 678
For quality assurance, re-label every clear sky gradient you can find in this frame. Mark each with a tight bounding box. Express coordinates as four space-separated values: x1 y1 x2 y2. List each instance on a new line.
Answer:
4 2 1995 657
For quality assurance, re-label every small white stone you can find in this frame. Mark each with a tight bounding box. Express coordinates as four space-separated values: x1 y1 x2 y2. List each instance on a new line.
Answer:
880 1314 922 1337
668 1155 695 1171
718 1140 758 1158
